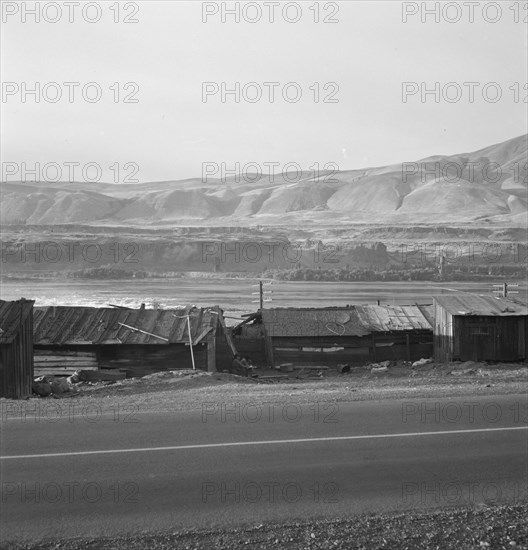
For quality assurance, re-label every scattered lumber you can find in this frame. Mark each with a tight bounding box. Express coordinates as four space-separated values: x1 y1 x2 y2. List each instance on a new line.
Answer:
34 356 97 363
35 366 98 376
35 350 95 357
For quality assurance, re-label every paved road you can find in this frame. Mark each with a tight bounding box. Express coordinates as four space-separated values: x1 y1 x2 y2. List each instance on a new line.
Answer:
1 395 527 544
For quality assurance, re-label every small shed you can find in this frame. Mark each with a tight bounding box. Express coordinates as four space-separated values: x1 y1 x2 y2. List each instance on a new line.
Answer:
33 305 233 377
0 299 35 399
433 294 528 362
232 305 434 367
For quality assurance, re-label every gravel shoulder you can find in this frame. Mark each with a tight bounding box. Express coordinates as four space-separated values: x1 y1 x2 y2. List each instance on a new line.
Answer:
7 504 528 550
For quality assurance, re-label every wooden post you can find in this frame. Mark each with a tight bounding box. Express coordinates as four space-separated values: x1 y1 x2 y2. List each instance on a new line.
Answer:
259 280 263 310
264 331 274 367
207 339 216 372
371 334 376 361
187 315 196 370
406 333 411 361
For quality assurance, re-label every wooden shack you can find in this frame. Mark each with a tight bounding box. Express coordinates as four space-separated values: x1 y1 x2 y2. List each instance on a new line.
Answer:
33 305 233 377
232 305 434 367
0 299 35 399
433 294 528 363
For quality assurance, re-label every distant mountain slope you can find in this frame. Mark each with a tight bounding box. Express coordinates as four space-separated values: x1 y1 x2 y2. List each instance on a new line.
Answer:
1 135 526 225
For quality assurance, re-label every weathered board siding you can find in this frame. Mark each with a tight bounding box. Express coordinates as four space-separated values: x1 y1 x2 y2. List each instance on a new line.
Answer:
232 330 433 367
268 333 432 367
34 348 98 376
455 316 526 362
34 343 209 378
433 300 453 363
0 302 34 399
98 343 208 377
434 299 527 362
433 295 527 363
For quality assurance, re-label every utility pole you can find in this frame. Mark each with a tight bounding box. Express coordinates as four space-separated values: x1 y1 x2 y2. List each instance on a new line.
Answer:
438 254 445 280
251 280 272 309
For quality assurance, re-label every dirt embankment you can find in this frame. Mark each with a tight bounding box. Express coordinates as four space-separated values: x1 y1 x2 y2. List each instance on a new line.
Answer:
3 361 527 416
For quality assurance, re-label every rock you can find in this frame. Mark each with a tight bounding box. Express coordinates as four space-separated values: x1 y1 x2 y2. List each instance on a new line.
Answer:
368 361 390 369
67 370 81 385
412 357 433 368
32 377 52 397
371 366 388 374
50 377 71 394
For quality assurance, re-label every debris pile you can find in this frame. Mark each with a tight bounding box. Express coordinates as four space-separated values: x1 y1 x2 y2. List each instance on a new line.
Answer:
32 371 82 397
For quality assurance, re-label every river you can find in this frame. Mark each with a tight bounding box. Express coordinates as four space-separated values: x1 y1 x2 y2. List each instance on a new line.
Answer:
1 278 526 319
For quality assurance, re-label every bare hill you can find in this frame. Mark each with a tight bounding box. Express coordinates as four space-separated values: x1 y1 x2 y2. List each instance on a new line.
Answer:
1 135 526 226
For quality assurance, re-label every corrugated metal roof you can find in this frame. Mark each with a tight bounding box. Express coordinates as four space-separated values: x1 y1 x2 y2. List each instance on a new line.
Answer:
261 305 433 338
433 294 528 316
356 305 433 332
33 305 221 345
0 299 34 344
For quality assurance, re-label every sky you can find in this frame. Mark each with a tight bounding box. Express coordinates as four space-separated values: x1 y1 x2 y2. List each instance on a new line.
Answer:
1 0 527 183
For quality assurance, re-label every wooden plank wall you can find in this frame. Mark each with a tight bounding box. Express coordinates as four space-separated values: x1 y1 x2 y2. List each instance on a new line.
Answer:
457 316 526 362
433 302 453 363
233 329 433 367
269 332 433 366
98 344 208 377
34 349 98 376
0 307 33 399
34 343 209 378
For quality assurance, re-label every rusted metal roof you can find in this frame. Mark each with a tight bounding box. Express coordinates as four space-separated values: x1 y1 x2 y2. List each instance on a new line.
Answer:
433 294 528 316
355 304 433 332
0 299 34 344
434 292 528 317
260 305 433 338
33 305 221 345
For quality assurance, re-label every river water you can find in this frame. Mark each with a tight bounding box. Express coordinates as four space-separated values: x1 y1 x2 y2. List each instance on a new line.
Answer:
1 278 526 317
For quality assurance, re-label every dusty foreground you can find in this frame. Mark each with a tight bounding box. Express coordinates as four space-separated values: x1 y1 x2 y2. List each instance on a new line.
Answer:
9 504 528 549
3 361 526 417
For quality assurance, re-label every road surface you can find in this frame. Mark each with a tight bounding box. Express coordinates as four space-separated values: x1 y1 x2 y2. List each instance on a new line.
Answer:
1 394 527 544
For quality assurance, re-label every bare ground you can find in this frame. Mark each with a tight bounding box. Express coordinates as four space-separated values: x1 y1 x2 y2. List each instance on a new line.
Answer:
3 361 526 418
